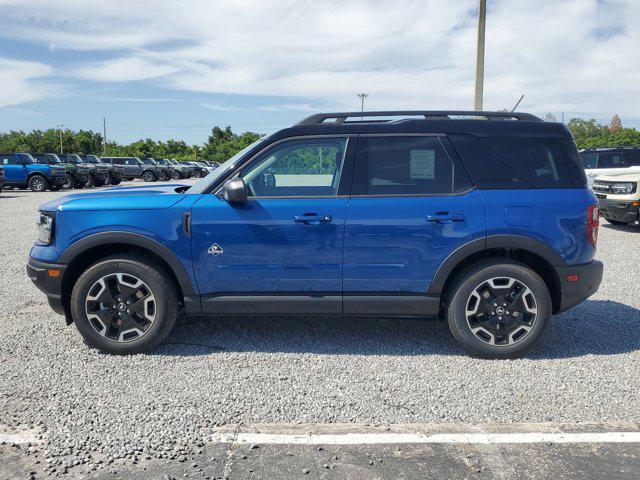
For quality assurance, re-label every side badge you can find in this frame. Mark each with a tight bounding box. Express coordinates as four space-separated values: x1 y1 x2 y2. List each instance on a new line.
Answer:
208 243 224 256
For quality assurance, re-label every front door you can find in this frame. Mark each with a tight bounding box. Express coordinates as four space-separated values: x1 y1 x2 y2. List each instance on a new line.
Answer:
191 136 354 315
343 135 486 314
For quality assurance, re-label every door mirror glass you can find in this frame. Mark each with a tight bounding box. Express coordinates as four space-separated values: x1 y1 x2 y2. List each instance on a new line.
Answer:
222 178 248 203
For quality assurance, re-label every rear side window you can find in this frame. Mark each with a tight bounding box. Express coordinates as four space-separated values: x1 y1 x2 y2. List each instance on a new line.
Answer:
580 153 598 169
352 136 470 195
449 135 576 189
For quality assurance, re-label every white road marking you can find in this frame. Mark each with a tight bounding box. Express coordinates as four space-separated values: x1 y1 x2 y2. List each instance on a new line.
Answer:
209 431 640 445
0 431 39 445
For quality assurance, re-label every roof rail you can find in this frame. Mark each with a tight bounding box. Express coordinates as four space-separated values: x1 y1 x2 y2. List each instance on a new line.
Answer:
295 110 542 126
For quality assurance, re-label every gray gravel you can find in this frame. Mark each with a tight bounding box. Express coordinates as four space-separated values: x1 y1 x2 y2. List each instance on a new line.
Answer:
1 183 640 477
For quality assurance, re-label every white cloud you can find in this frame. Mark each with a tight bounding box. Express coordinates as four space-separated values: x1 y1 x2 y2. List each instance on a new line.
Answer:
0 57 55 107
75 57 178 82
0 0 639 118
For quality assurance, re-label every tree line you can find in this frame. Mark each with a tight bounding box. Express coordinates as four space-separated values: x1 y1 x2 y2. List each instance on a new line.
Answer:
0 126 261 162
1 116 639 163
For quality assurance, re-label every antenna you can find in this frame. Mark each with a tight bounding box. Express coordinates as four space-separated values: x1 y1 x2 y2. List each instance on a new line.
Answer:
511 94 525 112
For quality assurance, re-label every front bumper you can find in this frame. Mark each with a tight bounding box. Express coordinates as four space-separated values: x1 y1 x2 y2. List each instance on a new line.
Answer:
598 198 639 223
556 260 603 313
47 175 67 186
26 257 67 315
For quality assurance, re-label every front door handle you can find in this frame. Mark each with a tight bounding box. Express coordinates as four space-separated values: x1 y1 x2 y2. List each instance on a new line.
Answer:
426 213 465 224
294 213 332 225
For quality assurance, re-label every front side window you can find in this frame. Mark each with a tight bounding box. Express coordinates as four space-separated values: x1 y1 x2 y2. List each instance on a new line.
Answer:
598 153 626 169
17 153 35 164
239 138 347 197
352 136 463 195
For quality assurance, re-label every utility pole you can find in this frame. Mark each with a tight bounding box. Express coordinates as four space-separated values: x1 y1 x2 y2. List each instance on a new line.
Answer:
103 117 107 155
474 0 486 111
57 124 64 154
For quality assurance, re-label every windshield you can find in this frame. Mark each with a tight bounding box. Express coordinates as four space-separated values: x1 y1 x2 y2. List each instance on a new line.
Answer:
187 138 267 194
33 154 62 164
83 155 100 163
141 158 157 165
66 154 83 164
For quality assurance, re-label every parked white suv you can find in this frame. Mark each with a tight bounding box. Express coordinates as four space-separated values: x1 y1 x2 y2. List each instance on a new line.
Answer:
580 148 640 186
592 172 640 225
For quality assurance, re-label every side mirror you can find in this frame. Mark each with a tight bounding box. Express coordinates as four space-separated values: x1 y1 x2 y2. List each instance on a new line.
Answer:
222 178 248 203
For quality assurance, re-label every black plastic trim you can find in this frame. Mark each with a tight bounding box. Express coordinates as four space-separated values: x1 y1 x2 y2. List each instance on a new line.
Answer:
556 260 603 313
343 295 440 316
58 231 195 295
201 295 342 315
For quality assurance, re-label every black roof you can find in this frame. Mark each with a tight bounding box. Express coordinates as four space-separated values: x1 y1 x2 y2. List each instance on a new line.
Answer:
270 111 572 140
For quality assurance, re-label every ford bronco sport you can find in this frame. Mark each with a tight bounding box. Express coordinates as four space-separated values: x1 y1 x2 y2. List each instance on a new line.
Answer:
1 152 67 191
580 147 640 186
27 111 603 358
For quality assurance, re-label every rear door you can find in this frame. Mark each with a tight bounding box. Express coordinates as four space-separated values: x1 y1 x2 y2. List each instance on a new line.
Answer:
343 134 486 314
1 154 25 183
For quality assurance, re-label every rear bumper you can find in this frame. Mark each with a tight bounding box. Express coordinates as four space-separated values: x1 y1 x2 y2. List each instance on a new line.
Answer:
556 260 603 313
598 198 639 223
26 257 67 315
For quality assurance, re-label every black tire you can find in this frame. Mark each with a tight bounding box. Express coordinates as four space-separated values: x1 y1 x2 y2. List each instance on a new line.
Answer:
445 259 552 359
28 174 49 192
604 217 633 226
142 170 157 182
110 179 122 185
70 255 178 354
173 170 183 179
62 173 76 190
49 185 61 191
158 171 168 181
86 174 95 188
105 173 114 185
94 179 107 187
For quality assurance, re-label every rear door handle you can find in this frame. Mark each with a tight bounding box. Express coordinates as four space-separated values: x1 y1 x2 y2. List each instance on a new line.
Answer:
426 213 465 224
294 213 332 225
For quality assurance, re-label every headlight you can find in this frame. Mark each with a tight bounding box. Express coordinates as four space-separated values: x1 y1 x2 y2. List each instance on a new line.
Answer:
36 212 55 245
611 182 636 194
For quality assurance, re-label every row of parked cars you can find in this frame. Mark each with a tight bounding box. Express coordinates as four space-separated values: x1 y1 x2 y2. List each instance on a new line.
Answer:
0 152 219 192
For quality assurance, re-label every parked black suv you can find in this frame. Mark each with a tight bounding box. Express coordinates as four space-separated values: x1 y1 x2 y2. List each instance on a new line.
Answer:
59 154 108 187
140 157 172 181
81 155 124 185
102 157 159 182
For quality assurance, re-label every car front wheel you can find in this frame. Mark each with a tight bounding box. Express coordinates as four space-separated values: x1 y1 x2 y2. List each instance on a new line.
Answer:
142 171 157 182
28 175 49 192
446 259 551 359
70 255 178 354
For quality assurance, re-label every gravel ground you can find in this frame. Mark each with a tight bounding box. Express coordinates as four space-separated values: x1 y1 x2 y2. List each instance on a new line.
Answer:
1 182 640 477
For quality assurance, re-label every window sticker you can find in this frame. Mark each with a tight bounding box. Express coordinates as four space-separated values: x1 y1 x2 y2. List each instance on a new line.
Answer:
410 149 435 179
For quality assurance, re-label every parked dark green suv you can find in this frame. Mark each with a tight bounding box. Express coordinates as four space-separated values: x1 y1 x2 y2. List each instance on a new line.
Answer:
32 153 89 190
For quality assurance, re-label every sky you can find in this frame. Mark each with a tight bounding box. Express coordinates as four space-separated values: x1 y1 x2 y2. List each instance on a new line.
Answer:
0 0 639 145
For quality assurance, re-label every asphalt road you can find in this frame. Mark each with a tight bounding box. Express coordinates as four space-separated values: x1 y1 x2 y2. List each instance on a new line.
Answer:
1 181 640 479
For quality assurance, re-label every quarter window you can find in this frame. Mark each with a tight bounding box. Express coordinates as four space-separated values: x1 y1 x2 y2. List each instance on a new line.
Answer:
240 138 347 197
352 136 464 195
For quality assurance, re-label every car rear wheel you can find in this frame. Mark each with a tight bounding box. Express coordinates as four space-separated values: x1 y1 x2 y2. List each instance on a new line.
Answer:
173 171 183 179
28 175 49 192
142 170 157 182
446 259 551 359
158 171 169 181
70 255 178 354
94 179 107 187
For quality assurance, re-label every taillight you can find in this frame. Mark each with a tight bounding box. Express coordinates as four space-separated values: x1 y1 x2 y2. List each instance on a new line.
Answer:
587 205 600 247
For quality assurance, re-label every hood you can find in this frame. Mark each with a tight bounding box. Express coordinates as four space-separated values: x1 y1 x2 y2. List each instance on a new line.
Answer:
39 184 191 213
595 172 640 182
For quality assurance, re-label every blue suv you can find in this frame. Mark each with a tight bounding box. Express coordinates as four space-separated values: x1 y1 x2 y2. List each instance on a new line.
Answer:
27 111 603 358
1 152 67 191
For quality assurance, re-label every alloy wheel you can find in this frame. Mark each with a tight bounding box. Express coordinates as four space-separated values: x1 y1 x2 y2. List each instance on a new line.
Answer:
465 276 538 346
85 273 157 342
